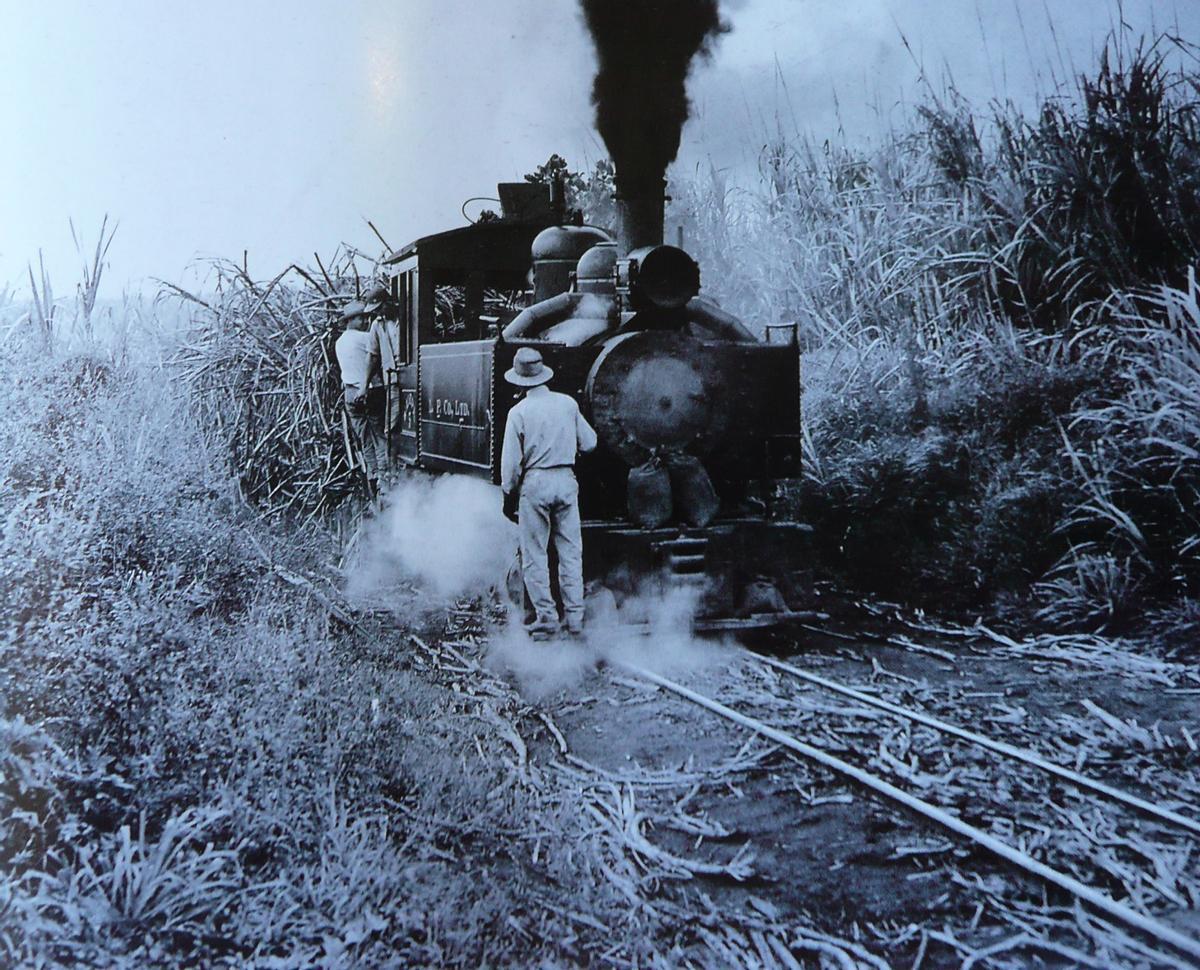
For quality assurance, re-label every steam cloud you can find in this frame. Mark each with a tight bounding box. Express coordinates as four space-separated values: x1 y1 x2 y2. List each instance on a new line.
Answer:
487 582 727 702
346 475 517 604
580 0 728 185
346 477 727 704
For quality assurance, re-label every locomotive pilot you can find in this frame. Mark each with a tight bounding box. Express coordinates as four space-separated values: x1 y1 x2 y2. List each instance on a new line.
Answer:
501 347 598 640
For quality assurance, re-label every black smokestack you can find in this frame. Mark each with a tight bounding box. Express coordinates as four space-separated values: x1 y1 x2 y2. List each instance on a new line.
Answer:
580 0 728 253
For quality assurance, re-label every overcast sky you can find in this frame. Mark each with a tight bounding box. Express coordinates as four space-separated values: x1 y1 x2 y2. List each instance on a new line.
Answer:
3 0 1196 296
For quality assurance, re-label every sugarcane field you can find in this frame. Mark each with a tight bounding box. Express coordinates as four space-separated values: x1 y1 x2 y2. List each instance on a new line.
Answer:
6 2 1200 967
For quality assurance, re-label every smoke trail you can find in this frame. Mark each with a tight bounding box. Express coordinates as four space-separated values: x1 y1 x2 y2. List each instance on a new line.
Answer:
579 0 728 185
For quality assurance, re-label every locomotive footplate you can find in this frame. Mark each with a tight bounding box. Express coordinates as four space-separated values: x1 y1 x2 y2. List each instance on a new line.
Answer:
580 517 813 629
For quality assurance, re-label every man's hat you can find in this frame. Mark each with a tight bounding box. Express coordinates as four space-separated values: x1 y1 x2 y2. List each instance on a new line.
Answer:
504 347 554 387
362 284 390 313
341 299 367 322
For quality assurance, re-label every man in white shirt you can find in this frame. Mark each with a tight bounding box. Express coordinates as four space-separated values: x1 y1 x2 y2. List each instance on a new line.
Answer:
501 347 598 639
335 297 387 494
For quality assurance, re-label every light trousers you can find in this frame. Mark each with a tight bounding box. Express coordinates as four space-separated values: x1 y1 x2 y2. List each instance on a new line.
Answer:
346 389 387 479
519 467 584 630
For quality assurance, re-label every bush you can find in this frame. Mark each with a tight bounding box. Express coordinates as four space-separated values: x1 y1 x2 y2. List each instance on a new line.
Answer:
0 312 674 966
984 41 1200 330
796 327 1100 608
170 255 366 517
674 32 1200 631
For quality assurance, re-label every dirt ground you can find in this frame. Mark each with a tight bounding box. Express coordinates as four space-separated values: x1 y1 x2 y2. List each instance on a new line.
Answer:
479 615 1200 968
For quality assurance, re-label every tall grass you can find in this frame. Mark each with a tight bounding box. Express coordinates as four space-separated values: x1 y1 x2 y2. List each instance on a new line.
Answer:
167 253 367 518
0 285 703 965
675 32 1200 635
679 133 990 351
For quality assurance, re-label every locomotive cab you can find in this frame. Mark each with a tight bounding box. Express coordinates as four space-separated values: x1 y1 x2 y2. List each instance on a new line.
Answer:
379 207 548 472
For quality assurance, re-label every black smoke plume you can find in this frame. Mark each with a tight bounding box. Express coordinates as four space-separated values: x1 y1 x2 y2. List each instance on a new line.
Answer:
580 0 728 193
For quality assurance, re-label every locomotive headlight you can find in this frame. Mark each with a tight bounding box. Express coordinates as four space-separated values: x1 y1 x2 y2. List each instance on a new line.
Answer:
617 245 700 311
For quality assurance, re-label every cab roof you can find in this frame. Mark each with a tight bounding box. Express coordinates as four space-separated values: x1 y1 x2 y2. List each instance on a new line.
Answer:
384 220 552 274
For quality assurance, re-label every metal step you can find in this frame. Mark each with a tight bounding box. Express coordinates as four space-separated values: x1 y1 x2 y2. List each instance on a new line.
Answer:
656 536 710 578
670 574 709 594
657 537 708 551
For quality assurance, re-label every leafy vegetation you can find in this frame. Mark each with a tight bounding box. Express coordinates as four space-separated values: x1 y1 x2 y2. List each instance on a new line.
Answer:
525 152 619 235
5 25 1200 967
167 253 369 518
672 34 1200 637
0 309 660 966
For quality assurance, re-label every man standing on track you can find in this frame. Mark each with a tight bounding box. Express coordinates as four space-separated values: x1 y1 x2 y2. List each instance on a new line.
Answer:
501 347 598 640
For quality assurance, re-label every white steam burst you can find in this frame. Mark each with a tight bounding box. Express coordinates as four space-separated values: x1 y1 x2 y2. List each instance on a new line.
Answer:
346 474 517 603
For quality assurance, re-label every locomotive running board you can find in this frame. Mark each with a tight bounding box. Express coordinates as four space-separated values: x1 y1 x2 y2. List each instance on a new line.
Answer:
582 518 814 537
612 609 829 636
693 610 830 633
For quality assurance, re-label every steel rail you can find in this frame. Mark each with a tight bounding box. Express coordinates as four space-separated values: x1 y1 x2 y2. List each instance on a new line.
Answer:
614 659 1200 966
754 653 1200 837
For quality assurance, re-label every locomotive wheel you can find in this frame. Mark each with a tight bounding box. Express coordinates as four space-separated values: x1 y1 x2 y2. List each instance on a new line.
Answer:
585 331 730 466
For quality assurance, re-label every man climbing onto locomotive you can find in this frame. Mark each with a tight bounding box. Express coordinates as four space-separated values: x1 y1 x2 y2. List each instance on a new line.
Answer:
361 284 403 462
335 293 388 497
501 347 598 640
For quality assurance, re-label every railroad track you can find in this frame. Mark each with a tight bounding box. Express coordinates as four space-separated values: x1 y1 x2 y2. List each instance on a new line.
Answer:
611 651 1200 966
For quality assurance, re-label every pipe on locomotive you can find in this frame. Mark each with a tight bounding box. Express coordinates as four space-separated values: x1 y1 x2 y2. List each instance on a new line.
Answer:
501 165 756 344
684 296 757 342
502 243 755 343
503 291 582 338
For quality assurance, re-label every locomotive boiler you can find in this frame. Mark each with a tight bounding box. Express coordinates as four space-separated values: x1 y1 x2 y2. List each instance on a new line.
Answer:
371 179 807 629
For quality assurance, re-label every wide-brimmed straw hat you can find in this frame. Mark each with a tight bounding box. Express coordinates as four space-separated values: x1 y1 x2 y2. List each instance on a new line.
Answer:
504 347 554 387
341 299 367 322
361 284 390 313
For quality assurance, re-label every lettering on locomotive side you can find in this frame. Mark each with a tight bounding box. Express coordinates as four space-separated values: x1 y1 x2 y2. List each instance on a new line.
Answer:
434 399 472 419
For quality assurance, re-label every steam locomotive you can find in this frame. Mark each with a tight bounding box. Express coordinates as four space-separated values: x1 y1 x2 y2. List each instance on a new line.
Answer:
368 179 808 630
